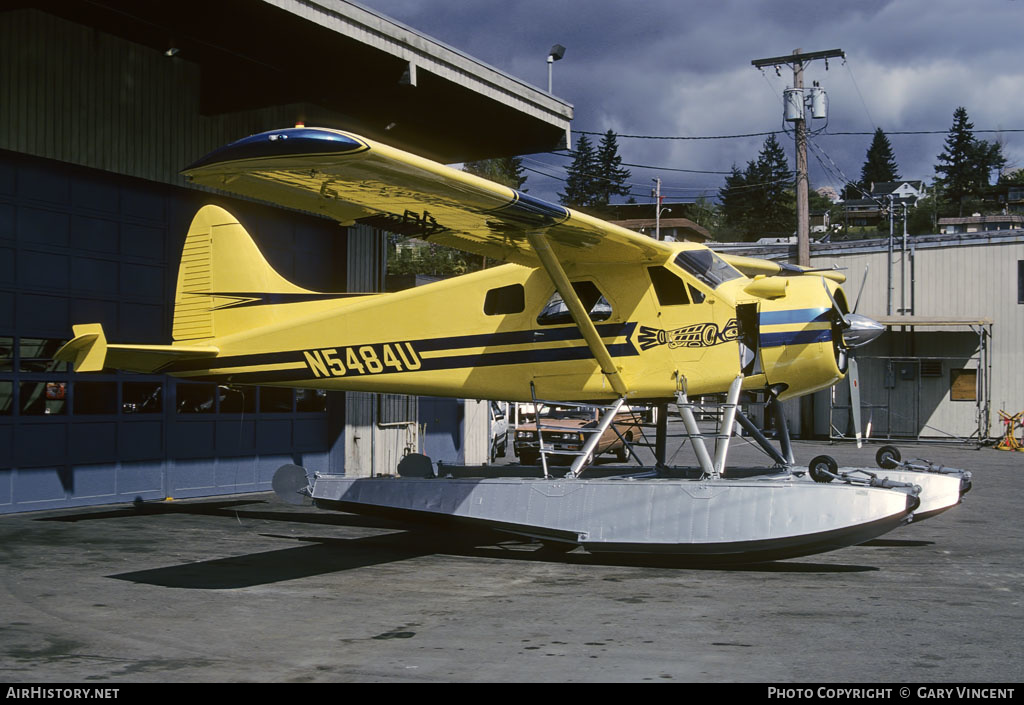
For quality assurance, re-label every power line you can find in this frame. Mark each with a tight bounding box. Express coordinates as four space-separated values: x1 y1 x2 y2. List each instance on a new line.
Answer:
545 150 732 175
575 127 1024 141
575 129 784 141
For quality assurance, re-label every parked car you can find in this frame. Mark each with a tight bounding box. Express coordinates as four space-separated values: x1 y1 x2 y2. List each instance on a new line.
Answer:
513 404 642 465
489 400 510 463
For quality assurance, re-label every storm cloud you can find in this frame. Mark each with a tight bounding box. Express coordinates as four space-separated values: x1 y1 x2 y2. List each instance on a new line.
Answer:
359 0 1024 204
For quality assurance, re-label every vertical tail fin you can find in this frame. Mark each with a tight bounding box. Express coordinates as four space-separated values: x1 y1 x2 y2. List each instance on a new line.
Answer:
172 205 315 342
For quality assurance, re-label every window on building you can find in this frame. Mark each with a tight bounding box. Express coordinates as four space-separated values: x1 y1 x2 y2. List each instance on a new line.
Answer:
259 387 294 413
484 284 525 315
647 266 690 305
73 381 118 414
1018 260 1023 304
123 382 162 414
537 281 611 326
0 337 13 371
218 385 256 413
176 383 216 413
950 368 977 402
296 389 328 412
19 338 67 372
20 381 66 415
0 381 12 415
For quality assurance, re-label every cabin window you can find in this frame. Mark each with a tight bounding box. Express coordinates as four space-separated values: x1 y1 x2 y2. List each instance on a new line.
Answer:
484 284 525 315
647 266 690 305
0 381 11 415
537 281 612 326
674 249 742 289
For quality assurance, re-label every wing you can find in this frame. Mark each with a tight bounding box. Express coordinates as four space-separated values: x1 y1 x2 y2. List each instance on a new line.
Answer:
182 127 672 268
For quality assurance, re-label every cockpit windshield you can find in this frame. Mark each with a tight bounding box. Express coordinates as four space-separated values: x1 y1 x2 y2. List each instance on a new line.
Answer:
674 249 743 290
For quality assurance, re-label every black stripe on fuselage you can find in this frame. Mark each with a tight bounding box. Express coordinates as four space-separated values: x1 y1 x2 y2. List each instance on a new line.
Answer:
161 322 638 376
204 291 370 311
181 342 641 385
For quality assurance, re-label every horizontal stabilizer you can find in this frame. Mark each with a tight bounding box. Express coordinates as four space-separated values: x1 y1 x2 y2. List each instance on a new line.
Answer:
55 324 219 373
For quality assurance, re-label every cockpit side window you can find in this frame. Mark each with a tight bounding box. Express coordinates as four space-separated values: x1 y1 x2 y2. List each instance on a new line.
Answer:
537 281 612 326
674 249 742 289
484 284 525 315
647 266 690 305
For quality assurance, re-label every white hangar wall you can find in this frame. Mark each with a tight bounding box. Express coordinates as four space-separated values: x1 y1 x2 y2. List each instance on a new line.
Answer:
808 232 1024 441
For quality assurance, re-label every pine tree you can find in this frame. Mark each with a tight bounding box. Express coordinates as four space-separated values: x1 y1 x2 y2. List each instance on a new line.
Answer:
935 106 1006 215
718 164 753 238
859 128 900 191
716 135 794 241
464 157 528 191
594 130 632 205
559 133 597 207
754 134 794 237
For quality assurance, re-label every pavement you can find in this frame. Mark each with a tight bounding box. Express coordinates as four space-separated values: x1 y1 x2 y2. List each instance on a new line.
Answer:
1 430 1022 683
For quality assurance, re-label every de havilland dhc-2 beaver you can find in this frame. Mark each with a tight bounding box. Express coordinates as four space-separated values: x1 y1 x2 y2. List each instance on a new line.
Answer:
55 127 971 562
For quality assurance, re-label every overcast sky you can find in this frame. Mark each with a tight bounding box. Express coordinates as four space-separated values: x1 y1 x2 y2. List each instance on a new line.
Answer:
356 0 1024 206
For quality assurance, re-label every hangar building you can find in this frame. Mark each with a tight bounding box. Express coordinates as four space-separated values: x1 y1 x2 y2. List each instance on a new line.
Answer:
717 230 1023 444
0 1 572 513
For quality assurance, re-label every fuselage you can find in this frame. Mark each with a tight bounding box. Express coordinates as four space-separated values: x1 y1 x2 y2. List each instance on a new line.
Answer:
161 243 847 403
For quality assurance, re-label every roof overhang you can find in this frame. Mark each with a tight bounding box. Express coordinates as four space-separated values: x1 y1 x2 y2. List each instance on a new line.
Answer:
26 0 572 163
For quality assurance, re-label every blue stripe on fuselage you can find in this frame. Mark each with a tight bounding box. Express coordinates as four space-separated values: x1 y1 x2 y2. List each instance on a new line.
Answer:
760 329 832 348
759 307 831 325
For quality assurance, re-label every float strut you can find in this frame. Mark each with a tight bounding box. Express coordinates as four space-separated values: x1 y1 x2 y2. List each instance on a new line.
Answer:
712 375 744 476
675 391 716 478
655 401 668 466
769 395 796 465
734 411 790 467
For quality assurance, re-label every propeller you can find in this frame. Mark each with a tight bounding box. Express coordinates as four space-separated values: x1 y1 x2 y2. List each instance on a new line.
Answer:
823 269 883 448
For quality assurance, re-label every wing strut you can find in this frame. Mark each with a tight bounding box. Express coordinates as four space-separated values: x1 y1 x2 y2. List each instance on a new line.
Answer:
526 231 630 397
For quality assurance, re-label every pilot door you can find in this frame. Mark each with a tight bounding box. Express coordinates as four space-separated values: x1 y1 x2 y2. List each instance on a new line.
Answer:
640 261 740 389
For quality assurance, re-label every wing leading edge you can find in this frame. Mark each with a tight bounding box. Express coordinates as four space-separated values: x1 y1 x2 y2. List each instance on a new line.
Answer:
182 127 672 268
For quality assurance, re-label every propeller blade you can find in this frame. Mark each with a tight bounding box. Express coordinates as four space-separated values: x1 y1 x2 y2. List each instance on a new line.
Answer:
848 356 863 449
821 277 850 327
852 265 869 314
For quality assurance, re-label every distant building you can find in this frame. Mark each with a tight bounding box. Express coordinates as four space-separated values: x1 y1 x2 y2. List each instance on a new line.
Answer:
871 181 928 205
715 228 1024 443
842 181 927 228
939 214 1024 234
608 218 711 243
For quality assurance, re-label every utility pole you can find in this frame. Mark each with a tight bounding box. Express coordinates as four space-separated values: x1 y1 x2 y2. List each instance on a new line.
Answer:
653 178 662 240
752 48 844 266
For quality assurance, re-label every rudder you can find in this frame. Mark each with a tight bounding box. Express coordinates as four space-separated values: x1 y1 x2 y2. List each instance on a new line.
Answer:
172 205 316 342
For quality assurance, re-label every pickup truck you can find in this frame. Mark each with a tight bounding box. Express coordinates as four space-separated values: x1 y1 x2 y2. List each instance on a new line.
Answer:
512 404 642 465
